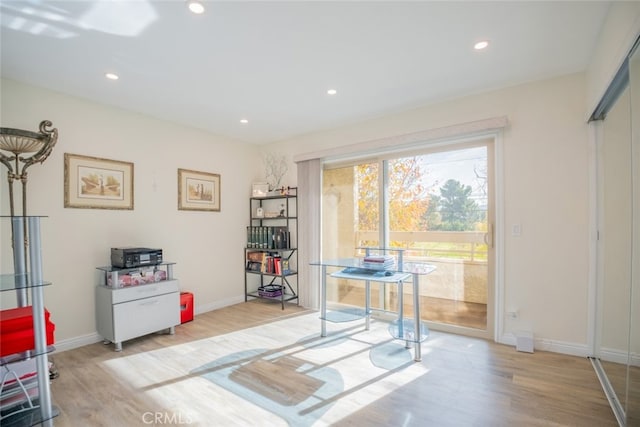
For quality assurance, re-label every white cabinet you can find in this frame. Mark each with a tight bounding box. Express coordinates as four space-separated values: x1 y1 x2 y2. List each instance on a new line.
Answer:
95 264 180 351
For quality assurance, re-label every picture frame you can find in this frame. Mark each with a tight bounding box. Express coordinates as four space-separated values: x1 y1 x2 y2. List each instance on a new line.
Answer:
64 153 134 210
252 182 269 198
178 168 221 211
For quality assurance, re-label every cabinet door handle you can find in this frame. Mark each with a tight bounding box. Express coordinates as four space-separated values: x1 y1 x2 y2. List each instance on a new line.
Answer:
140 300 160 306
137 286 158 293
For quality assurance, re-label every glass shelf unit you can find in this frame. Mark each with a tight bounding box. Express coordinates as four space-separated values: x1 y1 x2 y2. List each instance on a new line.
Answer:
0 216 57 426
0 274 51 292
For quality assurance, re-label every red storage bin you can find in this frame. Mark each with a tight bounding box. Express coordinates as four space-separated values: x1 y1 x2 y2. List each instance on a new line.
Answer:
0 307 50 333
0 306 55 357
0 323 55 357
180 292 194 324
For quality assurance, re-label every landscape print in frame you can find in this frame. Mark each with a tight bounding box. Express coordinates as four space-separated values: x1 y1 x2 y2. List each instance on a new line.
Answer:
64 153 134 210
178 168 221 211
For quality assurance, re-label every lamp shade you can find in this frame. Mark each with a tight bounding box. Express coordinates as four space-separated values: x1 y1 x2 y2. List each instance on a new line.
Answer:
0 128 50 154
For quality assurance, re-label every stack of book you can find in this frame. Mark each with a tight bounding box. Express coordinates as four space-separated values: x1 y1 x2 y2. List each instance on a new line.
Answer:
362 255 396 271
246 226 289 249
246 252 291 275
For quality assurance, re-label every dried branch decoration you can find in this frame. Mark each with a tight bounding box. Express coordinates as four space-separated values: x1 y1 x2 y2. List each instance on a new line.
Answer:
263 152 288 190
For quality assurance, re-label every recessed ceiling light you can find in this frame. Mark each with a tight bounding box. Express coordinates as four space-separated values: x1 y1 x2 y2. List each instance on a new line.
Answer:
240 119 248 124
187 0 205 14
474 40 489 50
327 89 337 95
105 72 119 80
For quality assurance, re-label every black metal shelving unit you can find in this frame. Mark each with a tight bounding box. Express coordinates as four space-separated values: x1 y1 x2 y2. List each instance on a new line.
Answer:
244 188 298 309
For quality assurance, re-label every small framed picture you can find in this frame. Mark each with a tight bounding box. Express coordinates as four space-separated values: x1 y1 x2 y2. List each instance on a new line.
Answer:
256 207 264 218
178 168 221 211
252 182 269 198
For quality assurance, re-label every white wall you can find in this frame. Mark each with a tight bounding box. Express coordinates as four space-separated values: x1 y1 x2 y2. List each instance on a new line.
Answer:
0 79 261 348
267 72 591 351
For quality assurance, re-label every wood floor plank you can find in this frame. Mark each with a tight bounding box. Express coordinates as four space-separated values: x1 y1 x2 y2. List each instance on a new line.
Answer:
48 300 616 426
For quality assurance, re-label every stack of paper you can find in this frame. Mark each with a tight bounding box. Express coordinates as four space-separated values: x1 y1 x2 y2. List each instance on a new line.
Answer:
362 255 396 270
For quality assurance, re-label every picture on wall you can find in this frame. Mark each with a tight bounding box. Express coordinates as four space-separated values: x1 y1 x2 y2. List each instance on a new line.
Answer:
64 153 134 210
178 168 221 211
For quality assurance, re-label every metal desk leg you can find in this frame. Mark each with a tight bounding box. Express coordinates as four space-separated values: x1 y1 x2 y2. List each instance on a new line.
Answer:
398 280 409 348
321 265 327 337
412 273 421 362
365 280 371 330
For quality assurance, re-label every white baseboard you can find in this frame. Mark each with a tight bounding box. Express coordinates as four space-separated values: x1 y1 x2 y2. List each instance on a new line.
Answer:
599 347 640 366
499 332 589 357
194 295 245 315
53 332 103 353
599 347 631 364
52 295 246 353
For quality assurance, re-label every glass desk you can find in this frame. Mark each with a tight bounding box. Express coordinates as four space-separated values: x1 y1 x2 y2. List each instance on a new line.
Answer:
310 258 436 362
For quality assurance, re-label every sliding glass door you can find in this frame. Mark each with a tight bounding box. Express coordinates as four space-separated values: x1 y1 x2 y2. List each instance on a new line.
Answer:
322 139 494 338
592 38 640 426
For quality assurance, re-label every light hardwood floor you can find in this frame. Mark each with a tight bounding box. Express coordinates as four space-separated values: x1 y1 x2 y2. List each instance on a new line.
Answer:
49 300 616 426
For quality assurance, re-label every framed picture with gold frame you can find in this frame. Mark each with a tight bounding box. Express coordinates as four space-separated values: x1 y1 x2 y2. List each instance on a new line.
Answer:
178 168 221 211
64 153 134 210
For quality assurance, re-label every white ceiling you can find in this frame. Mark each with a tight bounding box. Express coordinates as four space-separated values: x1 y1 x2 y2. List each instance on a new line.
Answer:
0 1 611 145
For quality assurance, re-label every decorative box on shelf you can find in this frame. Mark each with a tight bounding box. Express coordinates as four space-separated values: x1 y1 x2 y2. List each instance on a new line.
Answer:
258 285 283 298
96 263 174 288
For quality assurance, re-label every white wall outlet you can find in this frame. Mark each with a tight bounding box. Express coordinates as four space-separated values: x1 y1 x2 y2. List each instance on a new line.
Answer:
512 224 522 236
507 310 518 319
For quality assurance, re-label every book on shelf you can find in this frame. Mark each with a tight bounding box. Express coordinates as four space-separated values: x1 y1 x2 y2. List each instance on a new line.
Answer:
274 256 281 275
246 226 290 250
258 252 279 274
260 252 268 273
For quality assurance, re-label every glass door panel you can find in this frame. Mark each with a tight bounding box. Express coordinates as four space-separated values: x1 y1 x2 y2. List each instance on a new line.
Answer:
627 43 640 426
321 139 495 338
322 162 380 309
387 144 491 334
598 84 632 421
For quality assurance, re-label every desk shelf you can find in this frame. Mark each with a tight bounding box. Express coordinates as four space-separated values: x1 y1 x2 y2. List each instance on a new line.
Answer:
321 307 369 323
388 318 430 343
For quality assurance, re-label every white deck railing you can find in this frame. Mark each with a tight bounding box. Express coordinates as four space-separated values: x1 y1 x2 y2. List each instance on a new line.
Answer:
355 230 488 262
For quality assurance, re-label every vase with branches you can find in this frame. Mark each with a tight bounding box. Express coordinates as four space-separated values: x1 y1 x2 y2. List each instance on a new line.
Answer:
263 152 288 191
